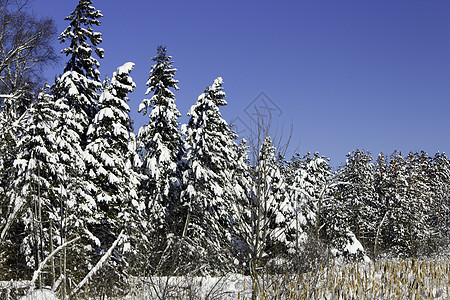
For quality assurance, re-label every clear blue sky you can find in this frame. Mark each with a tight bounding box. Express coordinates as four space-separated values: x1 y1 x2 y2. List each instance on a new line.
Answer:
34 0 450 167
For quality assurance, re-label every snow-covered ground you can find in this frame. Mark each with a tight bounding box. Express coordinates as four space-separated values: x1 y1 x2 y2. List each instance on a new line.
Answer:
126 259 450 299
20 289 58 300
126 274 253 299
5 258 450 299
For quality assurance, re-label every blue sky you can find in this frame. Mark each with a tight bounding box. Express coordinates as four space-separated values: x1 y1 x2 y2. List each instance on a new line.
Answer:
34 0 450 167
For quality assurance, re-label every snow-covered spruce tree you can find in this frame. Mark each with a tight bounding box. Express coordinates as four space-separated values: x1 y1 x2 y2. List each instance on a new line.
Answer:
85 62 144 296
0 87 60 283
297 153 334 242
295 152 368 262
403 151 435 256
50 0 104 290
0 87 39 281
335 150 378 254
283 153 322 271
58 0 104 128
374 151 436 257
179 77 239 275
0 90 31 254
430 152 450 248
249 136 294 274
287 153 334 266
137 46 183 273
374 151 410 256
373 152 391 257
0 98 21 240
230 139 254 271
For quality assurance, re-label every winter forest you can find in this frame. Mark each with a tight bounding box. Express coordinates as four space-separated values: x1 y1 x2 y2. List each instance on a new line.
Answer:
0 0 449 299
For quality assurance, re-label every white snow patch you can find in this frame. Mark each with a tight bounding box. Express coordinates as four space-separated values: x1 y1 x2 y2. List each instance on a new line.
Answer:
20 289 58 300
117 62 135 75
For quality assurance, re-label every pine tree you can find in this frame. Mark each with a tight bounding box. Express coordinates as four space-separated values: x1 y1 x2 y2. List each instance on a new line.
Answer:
373 152 391 257
58 0 104 125
375 151 410 256
296 152 367 262
250 136 293 273
0 87 60 282
180 77 239 275
335 150 377 252
0 91 30 253
230 139 254 270
296 152 334 244
138 46 182 230
85 62 144 296
404 151 434 255
49 0 104 290
22 88 61 278
283 153 322 270
137 46 183 273
0 99 21 239
430 152 450 247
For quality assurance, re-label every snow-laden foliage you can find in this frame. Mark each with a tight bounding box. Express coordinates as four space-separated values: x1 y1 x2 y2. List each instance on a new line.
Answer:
287 152 370 263
0 90 33 270
230 139 254 268
0 88 61 281
87 62 141 222
43 0 103 286
430 152 450 245
335 150 378 254
179 77 240 275
249 136 294 272
59 0 103 123
85 62 145 295
374 151 436 256
138 46 182 234
10 88 60 274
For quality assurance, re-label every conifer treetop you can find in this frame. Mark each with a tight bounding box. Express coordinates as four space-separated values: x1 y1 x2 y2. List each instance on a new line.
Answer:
59 0 104 82
88 62 135 152
139 45 179 115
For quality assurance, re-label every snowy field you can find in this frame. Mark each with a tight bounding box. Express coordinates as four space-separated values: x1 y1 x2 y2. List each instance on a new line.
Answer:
126 274 253 299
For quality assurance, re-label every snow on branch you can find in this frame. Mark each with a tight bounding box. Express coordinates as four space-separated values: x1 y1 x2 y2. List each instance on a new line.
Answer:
29 237 81 292
69 229 125 297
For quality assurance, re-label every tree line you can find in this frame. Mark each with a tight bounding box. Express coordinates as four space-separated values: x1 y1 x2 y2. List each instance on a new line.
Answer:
0 0 448 298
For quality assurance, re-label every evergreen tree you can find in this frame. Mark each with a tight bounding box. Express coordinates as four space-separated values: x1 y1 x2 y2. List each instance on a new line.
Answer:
137 46 183 273
49 0 104 290
0 98 21 240
0 91 30 252
250 136 293 273
14 87 59 277
58 0 104 125
375 151 410 256
430 152 450 247
296 152 334 244
230 139 254 270
373 152 390 257
296 152 367 262
284 153 322 270
86 62 144 296
180 77 239 275
138 46 182 233
0 87 60 282
404 151 434 255
335 150 377 252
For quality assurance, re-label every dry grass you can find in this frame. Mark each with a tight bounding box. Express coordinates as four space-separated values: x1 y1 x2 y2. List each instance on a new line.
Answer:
244 258 450 299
